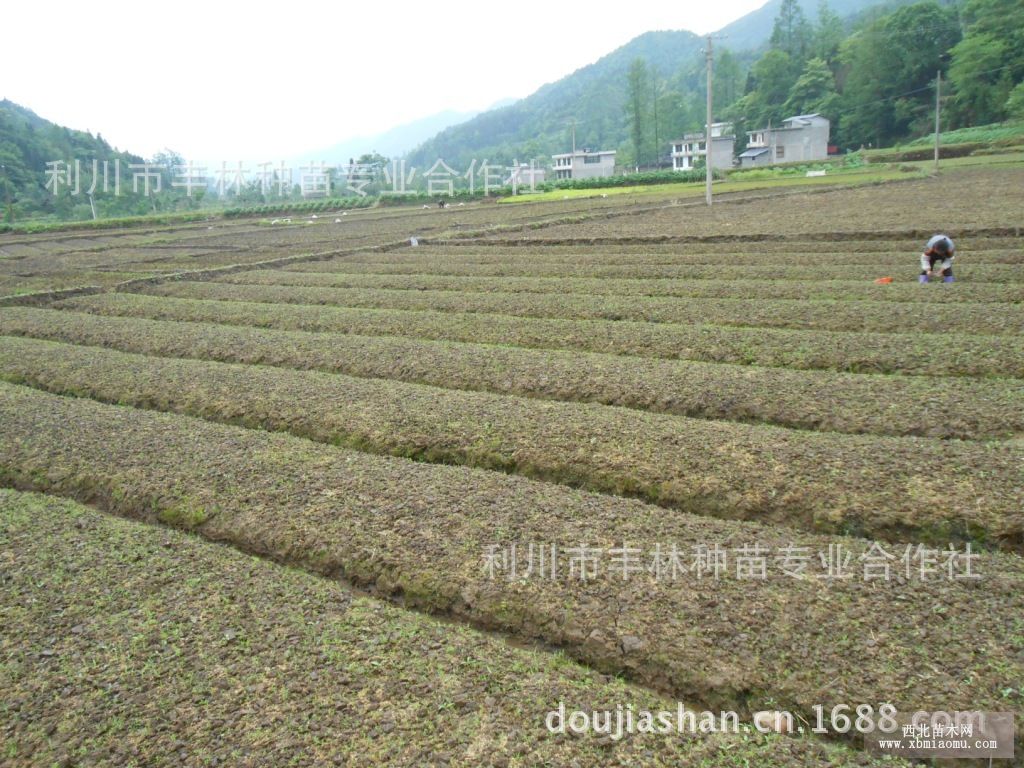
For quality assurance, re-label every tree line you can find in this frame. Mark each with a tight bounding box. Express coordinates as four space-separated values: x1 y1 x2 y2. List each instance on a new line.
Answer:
624 0 1024 166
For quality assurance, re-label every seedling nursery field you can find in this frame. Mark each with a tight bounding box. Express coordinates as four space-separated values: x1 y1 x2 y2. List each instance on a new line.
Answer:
1 167 1023 766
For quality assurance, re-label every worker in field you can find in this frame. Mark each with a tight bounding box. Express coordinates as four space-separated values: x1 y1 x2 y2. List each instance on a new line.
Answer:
919 234 955 283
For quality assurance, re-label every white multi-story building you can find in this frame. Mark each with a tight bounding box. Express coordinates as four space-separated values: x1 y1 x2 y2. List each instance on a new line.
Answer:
670 122 735 171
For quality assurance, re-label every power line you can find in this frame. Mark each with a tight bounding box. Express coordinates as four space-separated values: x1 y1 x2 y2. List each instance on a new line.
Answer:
948 62 1020 80
702 34 728 206
706 36 713 206
847 18 963 38
831 61 1015 114
935 69 942 174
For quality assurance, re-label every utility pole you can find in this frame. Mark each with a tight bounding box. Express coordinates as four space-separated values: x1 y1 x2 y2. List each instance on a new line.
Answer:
934 69 942 175
652 70 660 170
705 35 714 206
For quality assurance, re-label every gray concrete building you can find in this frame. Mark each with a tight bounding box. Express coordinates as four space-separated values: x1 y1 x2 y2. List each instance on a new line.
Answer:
551 149 617 180
739 114 831 167
670 122 735 171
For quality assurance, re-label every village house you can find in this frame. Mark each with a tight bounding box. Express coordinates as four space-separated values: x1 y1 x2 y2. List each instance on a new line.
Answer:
670 122 735 171
738 114 831 167
550 149 617 180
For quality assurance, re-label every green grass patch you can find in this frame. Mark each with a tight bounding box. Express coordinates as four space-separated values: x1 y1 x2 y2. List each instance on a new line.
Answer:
904 120 1024 147
498 168 921 204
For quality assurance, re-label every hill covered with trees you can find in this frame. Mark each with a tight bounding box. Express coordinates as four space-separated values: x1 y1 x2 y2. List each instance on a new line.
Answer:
409 0 1023 168
2 0 1021 223
726 0 1023 150
0 100 157 222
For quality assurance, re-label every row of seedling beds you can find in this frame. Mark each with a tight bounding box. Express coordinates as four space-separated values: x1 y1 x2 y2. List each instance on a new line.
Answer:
52 294 1024 377
0 380 1020 744
10 489 846 767
126 280 1024 335
3 307 1022 440
214 269 1024 304
401 238 1024 259
280 257 1022 283
1 335 1020 548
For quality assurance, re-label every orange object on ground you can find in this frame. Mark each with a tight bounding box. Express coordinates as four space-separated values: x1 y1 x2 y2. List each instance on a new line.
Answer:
873 276 894 284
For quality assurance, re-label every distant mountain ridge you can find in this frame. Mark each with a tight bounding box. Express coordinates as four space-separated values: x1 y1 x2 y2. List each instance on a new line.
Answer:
405 0 894 168
406 30 703 170
293 100 516 165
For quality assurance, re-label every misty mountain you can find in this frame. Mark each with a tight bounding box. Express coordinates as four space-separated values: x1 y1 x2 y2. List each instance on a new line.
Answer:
406 30 704 170
293 101 517 165
405 0 895 169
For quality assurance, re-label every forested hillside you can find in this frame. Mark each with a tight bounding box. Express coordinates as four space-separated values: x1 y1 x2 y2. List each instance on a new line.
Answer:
409 0 1023 167
0 100 157 221
405 30 706 171
726 0 1023 150
2 0 1021 223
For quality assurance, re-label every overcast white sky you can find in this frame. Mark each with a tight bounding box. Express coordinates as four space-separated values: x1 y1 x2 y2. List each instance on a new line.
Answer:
2 0 767 161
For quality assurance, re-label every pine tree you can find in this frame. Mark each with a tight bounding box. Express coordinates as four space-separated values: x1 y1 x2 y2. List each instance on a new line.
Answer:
770 0 812 65
626 58 650 167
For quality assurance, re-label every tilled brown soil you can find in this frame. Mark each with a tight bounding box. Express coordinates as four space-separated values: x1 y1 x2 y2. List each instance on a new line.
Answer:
0 192 702 298
494 167 1024 239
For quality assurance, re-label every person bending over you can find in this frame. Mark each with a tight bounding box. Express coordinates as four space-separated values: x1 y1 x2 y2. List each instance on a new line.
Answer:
920 234 955 283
